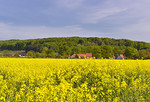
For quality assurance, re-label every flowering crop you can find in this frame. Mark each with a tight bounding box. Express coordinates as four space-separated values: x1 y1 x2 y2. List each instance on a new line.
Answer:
0 58 150 101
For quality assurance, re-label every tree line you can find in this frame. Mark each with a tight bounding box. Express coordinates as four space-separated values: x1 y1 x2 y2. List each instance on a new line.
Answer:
0 37 150 59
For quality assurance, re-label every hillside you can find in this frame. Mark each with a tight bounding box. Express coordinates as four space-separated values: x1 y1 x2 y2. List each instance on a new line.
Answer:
0 37 150 59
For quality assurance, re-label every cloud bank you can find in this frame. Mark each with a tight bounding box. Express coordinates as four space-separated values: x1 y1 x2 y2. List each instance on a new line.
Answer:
0 0 150 42
0 23 104 40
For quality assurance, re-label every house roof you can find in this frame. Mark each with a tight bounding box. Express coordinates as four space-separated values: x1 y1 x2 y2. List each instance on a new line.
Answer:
119 54 124 58
86 53 92 57
77 53 92 57
68 54 76 58
19 52 26 56
113 56 116 58
77 54 86 57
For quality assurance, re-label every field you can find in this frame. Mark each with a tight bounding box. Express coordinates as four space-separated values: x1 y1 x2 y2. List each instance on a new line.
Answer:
0 58 150 101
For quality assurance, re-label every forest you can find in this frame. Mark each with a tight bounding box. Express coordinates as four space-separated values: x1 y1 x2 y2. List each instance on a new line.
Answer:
0 37 150 59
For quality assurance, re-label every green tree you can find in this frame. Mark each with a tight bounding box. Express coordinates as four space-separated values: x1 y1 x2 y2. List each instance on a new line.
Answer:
92 46 101 58
101 45 113 59
42 47 48 53
41 51 47 58
59 45 69 56
113 47 123 58
14 42 25 50
125 40 133 47
138 50 146 59
72 47 81 54
3 50 9 56
47 49 55 58
36 52 41 58
78 39 84 45
14 53 19 57
124 47 139 59
26 51 35 57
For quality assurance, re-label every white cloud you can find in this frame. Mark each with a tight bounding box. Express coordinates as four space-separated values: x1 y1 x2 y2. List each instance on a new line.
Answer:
81 7 128 24
0 22 150 42
113 20 150 42
0 22 106 40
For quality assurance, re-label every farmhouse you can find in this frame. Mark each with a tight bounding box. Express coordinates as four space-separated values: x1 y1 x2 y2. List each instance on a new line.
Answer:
68 54 76 59
117 54 124 59
19 52 26 57
77 53 92 59
111 56 116 59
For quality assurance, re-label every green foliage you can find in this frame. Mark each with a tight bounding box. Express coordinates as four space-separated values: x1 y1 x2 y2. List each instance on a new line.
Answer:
101 45 113 58
113 46 123 57
41 51 47 58
26 51 35 57
78 39 85 45
124 47 139 59
35 52 41 58
138 50 147 59
14 53 19 57
3 50 9 56
47 49 55 58
0 37 150 59
92 46 101 58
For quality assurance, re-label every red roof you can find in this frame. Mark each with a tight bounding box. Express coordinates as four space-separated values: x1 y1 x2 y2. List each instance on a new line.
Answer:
77 53 92 57
77 54 86 57
120 54 124 58
86 53 92 57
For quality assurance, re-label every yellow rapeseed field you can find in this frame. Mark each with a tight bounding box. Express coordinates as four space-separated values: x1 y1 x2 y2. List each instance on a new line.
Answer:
0 58 150 101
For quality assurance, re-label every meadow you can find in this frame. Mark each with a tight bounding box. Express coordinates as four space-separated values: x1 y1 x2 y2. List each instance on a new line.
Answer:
0 58 150 101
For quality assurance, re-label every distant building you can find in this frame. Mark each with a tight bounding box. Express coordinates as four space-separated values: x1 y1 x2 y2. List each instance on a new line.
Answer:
77 54 85 59
86 53 92 58
117 54 124 59
19 52 26 57
6 54 15 57
68 54 76 59
77 53 92 59
111 56 116 59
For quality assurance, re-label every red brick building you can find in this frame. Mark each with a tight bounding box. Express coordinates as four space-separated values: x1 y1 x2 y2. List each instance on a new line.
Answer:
77 53 92 59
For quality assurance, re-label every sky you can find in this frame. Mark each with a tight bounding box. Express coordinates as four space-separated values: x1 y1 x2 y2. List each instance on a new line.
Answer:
0 0 150 42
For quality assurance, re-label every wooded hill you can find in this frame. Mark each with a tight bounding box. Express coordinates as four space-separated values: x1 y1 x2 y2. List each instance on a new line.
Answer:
0 37 150 59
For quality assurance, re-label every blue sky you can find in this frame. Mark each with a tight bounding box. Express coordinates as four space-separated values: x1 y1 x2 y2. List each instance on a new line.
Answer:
0 0 150 42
